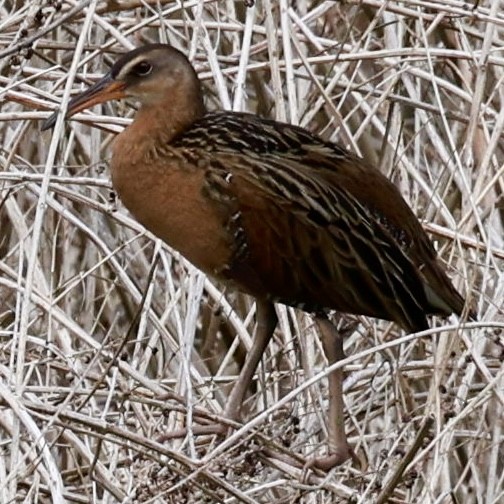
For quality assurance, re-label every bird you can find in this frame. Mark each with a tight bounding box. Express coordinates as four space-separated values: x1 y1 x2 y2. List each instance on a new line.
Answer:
42 43 472 469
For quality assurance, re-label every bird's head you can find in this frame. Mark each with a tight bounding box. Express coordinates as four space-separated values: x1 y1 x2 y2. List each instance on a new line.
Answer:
42 44 204 130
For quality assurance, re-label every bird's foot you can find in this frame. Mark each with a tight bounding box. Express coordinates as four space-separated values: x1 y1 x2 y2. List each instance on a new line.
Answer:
304 444 364 472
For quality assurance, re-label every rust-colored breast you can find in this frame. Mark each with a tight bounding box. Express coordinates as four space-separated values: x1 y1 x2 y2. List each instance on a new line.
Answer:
111 127 233 277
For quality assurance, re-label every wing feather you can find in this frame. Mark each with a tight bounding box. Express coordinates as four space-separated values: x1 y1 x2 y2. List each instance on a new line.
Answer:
172 111 468 330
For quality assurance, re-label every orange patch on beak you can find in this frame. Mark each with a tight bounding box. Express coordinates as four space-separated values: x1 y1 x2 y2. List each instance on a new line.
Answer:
42 74 126 130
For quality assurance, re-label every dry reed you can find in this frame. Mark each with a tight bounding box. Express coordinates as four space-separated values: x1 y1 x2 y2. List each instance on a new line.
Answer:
0 1 503 502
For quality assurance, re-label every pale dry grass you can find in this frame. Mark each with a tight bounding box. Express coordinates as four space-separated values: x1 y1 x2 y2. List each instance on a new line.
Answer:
0 1 503 503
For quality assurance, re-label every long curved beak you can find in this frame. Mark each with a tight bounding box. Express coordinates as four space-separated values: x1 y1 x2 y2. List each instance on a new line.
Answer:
41 73 127 131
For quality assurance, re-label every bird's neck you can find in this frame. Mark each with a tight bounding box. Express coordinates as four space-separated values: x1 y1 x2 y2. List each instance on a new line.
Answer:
131 95 205 145
113 98 203 166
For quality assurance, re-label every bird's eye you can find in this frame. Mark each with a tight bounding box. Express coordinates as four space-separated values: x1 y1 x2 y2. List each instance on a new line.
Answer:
132 61 152 76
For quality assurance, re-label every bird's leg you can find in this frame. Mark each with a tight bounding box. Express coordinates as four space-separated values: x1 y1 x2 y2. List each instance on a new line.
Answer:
223 300 278 423
311 316 356 469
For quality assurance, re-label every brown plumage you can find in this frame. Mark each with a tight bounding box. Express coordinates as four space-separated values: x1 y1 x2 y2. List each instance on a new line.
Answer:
42 44 471 468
